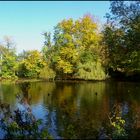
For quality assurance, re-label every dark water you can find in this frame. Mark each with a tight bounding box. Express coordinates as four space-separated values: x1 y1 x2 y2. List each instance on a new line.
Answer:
0 81 140 139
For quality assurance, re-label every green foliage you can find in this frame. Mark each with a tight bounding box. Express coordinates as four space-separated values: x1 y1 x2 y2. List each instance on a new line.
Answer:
18 50 46 78
0 15 108 81
76 60 107 80
108 104 128 139
111 116 127 138
39 64 56 80
103 26 126 71
0 95 52 139
104 1 140 76
42 15 108 80
0 42 18 80
1 2 140 80
55 47 79 74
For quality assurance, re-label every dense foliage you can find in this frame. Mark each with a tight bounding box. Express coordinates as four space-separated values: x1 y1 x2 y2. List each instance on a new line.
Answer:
17 50 46 78
0 94 52 139
0 37 18 79
42 15 108 80
103 1 140 78
0 1 139 81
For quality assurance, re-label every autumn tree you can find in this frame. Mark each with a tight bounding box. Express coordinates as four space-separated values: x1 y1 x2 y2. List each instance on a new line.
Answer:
18 50 46 78
43 15 107 80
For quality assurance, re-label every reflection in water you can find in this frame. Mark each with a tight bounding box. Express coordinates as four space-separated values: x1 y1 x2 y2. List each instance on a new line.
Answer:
18 82 31 106
0 81 140 138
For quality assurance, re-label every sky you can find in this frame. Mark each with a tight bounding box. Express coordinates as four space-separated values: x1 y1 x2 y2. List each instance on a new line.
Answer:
0 1 110 53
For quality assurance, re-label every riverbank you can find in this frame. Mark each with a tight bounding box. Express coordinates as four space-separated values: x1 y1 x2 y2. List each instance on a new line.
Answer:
0 77 110 84
0 74 140 84
0 78 46 84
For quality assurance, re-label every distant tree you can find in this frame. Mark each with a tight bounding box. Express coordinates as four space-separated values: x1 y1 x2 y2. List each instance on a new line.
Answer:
0 37 17 79
18 50 46 78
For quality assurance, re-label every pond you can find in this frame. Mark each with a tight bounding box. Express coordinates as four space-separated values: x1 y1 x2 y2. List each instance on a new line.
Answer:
0 80 140 139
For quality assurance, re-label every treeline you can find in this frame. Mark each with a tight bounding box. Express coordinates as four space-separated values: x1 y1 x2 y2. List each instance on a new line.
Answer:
104 1 140 80
0 1 140 81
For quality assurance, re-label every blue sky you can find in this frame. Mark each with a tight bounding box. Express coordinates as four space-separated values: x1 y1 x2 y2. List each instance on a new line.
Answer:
0 1 110 53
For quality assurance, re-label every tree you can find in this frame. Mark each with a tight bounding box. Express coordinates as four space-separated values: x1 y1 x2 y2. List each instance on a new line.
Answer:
42 32 52 61
18 50 46 78
42 15 107 80
0 37 17 79
103 1 140 76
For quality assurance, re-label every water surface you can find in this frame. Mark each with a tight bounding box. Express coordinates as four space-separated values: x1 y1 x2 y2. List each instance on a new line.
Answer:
0 81 140 138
